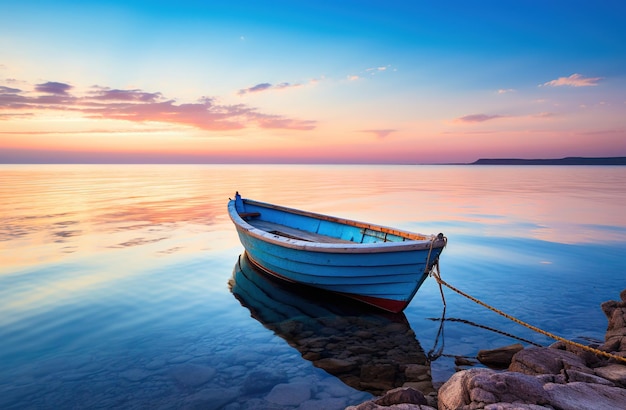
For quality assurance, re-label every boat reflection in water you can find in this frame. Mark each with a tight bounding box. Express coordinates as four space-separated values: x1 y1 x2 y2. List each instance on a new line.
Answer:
229 253 434 396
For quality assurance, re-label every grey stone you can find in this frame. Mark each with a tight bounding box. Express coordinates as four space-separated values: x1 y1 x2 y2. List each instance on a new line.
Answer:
183 387 238 410
594 364 626 387
170 364 216 387
297 397 348 410
477 343 524 369
404 364 431 381
508 346 592 376
564 369 615 385
544 381 626 410
374 386 427 406
265 382 311 406
346 402 435 410
484 405 552 409
314 357 357 373
438 369 550 410
241 370 287 395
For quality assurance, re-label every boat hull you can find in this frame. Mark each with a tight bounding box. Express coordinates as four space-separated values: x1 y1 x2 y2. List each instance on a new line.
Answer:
228 194 446 313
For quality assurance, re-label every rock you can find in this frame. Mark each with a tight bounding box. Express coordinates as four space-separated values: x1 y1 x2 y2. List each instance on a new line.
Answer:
594 363 626 387
508 346 592 376
360 364 397 392
544 381 626 410
351 288 626 410
454 356 476 367
601 300 625 321
549 340 605 368
437 368 550 410
563 369 615 385
170 364 216 387
265 382 311 406
345 386 435 410
374 387 427 406
483 405 552 409
347 403 435 410
297 397 347 410
600 306 626 361
241 370 287 395
184 387 238 410
477 343 524 369
313 357 356 373
404 364 431 382
402 381 436 396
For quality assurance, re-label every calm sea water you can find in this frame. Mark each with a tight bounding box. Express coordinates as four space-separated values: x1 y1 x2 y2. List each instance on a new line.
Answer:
1 164 625 409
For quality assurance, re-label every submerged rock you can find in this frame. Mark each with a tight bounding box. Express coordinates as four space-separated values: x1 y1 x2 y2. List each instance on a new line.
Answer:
477 343 524 369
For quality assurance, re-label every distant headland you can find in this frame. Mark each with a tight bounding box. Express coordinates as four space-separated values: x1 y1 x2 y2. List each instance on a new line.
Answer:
470 156 626 165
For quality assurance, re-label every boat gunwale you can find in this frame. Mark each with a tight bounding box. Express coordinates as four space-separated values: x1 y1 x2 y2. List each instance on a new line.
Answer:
228 198 446 254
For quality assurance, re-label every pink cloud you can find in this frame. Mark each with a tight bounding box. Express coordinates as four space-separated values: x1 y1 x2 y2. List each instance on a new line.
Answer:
0 81 316 131
541 73 603 87
361 129 397 138
456 114 504 123
533 112 556 118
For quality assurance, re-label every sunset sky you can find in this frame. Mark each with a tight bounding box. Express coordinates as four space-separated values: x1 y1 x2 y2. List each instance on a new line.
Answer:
1 1 625 164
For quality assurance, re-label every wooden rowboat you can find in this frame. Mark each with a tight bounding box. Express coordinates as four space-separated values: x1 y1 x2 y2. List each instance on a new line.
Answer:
227 192 447 313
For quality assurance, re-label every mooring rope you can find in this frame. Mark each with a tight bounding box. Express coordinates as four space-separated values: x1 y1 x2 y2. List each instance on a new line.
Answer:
431 317 543 347
430 263 626 364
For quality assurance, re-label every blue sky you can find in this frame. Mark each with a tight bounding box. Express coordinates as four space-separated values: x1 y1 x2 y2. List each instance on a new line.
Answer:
1 1 625 163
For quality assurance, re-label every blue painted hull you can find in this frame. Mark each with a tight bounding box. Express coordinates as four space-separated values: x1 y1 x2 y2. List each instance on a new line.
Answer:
228 193 446 312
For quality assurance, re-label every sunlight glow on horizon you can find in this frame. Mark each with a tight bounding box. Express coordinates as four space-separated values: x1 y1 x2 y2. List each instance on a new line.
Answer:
1 1 625 163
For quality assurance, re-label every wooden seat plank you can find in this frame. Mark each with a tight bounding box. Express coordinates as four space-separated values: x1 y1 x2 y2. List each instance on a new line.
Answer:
249 220 354 244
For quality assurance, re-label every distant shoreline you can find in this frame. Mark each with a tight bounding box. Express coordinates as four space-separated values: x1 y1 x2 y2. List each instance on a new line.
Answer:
469 156 626 165
1 156 626 166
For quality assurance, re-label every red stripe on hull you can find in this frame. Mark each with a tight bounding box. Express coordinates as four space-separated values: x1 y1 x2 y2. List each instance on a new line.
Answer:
344 294 408 314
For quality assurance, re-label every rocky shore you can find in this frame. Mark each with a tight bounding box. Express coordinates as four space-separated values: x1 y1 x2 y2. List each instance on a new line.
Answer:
348 289 626 410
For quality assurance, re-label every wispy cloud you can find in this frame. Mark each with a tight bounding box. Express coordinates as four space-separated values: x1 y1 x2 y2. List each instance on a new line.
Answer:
455 114 505 123
237 81 306 96
0 86 21 94
497 88 515 94
348 65 394 82
89 87 162 102
35 81 73 94
541 73 603 87
361 129 397 139
366 65 390 74
0 81 316 131
533 112 556 118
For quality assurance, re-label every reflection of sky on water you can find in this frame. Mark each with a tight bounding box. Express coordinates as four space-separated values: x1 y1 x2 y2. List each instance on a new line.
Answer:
0 164 624 408
0 166 237 268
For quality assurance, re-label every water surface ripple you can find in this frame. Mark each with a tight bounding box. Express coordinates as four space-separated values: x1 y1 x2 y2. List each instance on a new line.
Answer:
1 164 625 409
